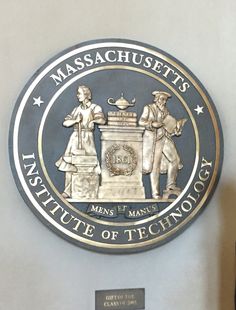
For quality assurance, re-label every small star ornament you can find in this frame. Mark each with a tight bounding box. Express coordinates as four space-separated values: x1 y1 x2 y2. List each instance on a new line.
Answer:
194 105 204 115
33 96 44 107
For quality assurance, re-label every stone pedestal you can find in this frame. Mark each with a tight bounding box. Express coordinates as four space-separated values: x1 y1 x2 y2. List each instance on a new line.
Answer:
98 126 145 199
71 155 99 199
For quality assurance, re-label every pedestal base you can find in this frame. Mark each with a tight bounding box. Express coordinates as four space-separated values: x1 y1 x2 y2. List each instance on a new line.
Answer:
98 126 145 200
70 155 99 199
71 172 99 199
98 185 145 199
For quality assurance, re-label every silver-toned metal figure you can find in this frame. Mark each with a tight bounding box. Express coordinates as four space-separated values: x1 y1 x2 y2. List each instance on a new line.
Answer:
56 85 106 198
139 91 187 199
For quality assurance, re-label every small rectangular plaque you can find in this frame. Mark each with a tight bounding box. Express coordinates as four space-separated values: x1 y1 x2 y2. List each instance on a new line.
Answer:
95 288 145 310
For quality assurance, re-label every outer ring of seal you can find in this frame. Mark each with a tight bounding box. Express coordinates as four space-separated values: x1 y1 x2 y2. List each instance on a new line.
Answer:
9 39 223 253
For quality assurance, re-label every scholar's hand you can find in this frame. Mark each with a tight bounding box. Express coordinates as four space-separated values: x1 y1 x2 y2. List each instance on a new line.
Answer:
152 121 163 128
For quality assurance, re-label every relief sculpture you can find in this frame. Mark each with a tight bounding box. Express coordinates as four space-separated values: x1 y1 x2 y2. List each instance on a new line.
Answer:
55 85 106 199
10 39 222 252
56 87 186 201
139 91 187 199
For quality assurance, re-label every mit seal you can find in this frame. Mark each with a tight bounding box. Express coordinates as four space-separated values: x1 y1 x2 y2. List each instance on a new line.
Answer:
9 39 223 253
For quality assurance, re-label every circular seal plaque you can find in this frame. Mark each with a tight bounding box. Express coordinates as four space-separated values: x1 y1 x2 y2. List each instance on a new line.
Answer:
9 39 223 253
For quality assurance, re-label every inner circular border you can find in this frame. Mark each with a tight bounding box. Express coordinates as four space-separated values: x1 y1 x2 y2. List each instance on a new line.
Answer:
38 65 200 225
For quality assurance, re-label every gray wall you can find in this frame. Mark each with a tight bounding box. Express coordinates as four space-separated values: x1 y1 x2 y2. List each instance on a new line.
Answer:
0 0 235 309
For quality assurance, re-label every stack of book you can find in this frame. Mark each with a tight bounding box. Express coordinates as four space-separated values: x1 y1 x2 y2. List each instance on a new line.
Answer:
107 111 137 127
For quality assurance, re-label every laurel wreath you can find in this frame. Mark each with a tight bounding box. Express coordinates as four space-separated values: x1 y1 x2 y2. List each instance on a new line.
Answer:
105 144 137 176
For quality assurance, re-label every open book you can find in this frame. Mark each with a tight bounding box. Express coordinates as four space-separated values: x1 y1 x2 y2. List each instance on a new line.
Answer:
163 115 187 134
